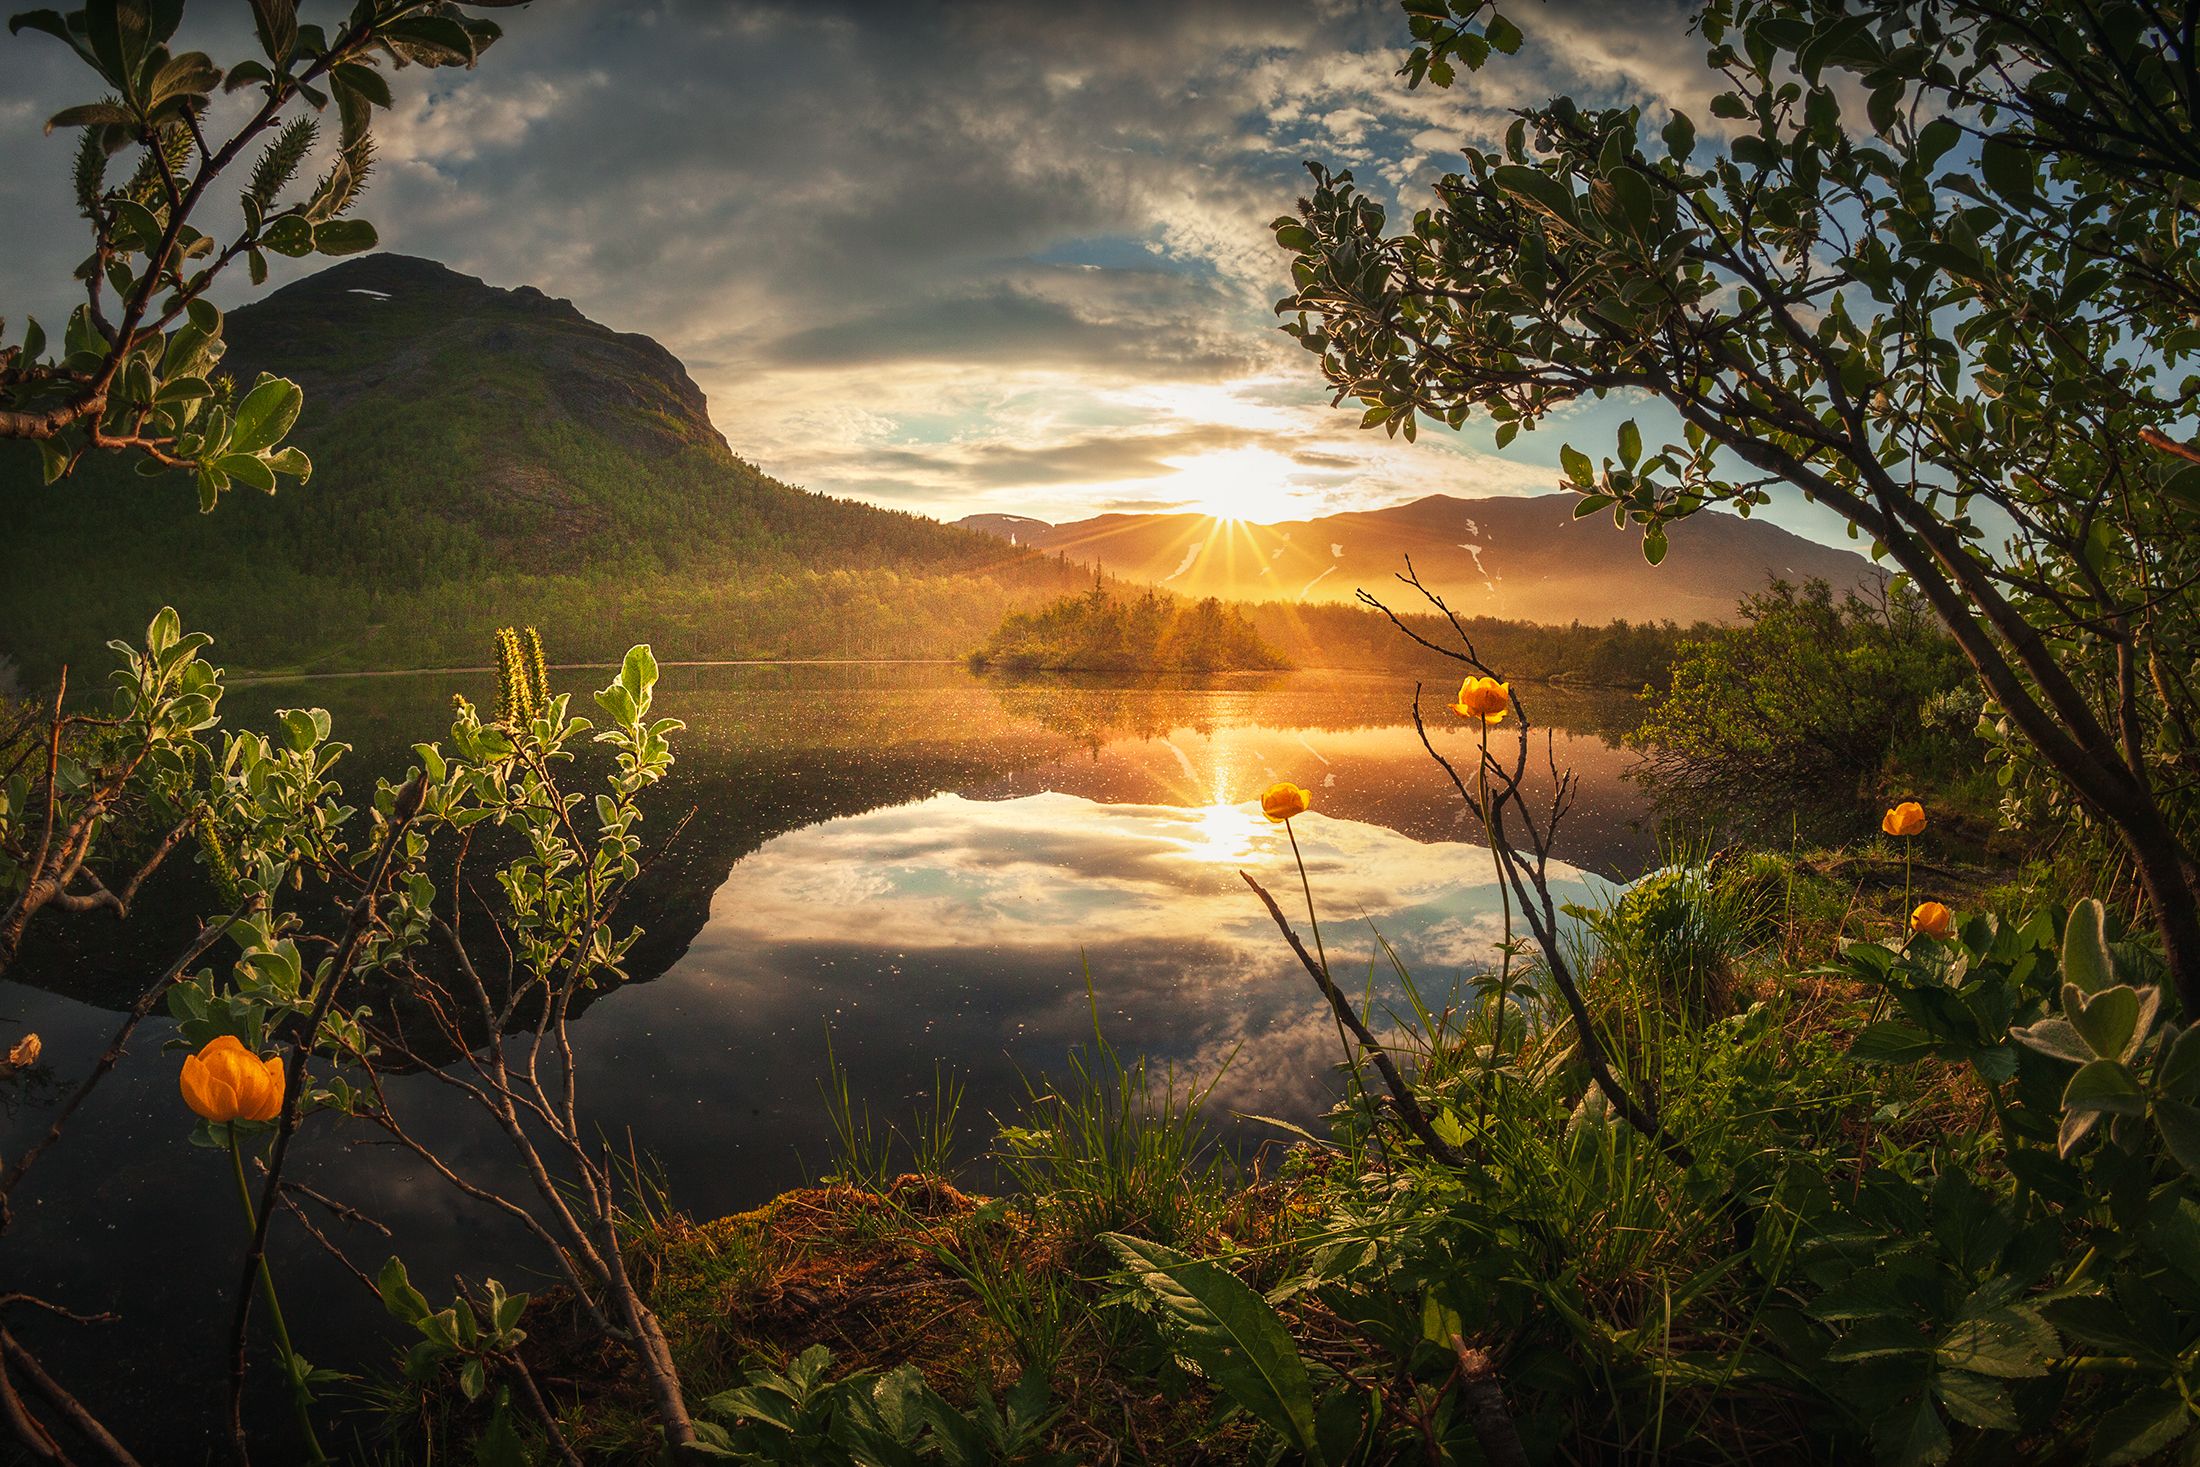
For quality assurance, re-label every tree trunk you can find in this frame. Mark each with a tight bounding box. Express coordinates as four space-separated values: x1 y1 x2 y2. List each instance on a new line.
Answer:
2130 824 2200 1014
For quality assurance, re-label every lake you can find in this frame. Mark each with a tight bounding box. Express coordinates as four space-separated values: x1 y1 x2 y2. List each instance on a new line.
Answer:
0 664 1653 1452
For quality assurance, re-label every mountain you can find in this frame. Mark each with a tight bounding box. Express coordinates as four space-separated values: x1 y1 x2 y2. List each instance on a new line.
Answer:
955 493 1883 625
1 255 1079 681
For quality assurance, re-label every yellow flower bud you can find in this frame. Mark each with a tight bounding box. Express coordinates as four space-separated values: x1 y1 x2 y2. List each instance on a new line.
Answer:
179 1035 286 1125
1451 676 1510 724
1260 781 1312 823
1910 901 1955 940
1881 801 1926 838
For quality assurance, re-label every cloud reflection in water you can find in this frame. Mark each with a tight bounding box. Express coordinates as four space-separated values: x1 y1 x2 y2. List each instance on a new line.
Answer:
615 791 1613 1160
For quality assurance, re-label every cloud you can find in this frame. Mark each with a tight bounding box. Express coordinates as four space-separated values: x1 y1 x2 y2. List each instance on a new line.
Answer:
0 0 1775 530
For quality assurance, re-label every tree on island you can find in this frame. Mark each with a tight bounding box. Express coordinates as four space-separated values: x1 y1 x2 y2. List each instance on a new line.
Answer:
971 573 1289 674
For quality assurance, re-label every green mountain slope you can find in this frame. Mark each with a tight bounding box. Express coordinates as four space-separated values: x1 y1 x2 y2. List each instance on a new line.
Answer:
1 256 1081 682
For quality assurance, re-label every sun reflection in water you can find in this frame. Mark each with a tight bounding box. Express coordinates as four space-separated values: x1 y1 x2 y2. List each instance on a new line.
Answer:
1175 800 1269 866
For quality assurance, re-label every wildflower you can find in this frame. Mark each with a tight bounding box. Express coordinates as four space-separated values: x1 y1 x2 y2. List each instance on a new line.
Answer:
1911 901 1955 940
1452 676 1510 723
179 1035 285 1124
1261 782 1312 822
1881 801 1926 838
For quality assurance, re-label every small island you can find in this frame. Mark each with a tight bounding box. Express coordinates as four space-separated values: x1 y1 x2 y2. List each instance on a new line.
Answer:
969 579 1289 673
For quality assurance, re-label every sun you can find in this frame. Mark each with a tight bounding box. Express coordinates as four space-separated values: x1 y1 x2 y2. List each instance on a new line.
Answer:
1170 446 1305 522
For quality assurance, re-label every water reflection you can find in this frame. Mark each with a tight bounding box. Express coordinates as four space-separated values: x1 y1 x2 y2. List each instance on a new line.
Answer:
572 790 1612 1193
0 667 1647 1453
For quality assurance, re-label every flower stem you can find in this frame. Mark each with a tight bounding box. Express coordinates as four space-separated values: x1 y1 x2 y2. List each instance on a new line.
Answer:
229 1133 325 1465
1287 818 1368 1120
1477 720 1512 1141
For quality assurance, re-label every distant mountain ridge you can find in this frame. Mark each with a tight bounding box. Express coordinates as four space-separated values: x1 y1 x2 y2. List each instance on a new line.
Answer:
955 493 1884 624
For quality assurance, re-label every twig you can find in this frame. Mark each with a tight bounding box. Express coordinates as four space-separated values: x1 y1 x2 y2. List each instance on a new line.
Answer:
271 1190 380 1301
506 1353 583 1467
1240 872 1467 1167
0 1330 139 1467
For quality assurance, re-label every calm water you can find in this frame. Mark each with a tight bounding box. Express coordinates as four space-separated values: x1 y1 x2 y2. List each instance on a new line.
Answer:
0 665 1651 1453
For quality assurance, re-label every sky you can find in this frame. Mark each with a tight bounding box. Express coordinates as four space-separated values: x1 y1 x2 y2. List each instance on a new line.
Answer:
0 0 1856 545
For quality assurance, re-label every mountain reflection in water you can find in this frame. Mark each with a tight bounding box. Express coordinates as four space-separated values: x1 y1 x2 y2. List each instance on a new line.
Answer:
0 666 1647 1451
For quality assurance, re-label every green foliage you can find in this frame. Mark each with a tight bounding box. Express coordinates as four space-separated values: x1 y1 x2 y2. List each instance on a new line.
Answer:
1575 858 1758 1025
992 1006 1233 1256
377 1256 530 1408
972 579 1288 674
693 1345 1072 1466
1100 1233 1325 1460
2 0 515 496
1632 579 1973 827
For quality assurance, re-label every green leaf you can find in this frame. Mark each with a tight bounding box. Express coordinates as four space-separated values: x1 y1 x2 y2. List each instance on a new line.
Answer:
381 13 478 66
331 59 390 108
1559 443 1595 488
1917 117 1960 169
1934 1369 2016 1431
1617 418 1642 467
1935 1307 2055 1380
226 374 302 454
1492 165 1578 228
618 644 659 707
1101 1234 1321 1461
1642 524 1668 566
1484 13 1522 54
108 197 162 253
215 453 276 493
2066 984 2144 1061
1886 1394 1951 1467
2010 1015 2090 1065
1850 1020 1937 1065
1661 111 1695 162
261 213 313 256
2089 1390 2191 1466
2153 1099 2200 1178
2160 1024 2200 1098
46 100 136 132
1978 136 2034 204
377 1256 431 1326
2062 899 2114 992
2062 1058 2145 1117
312 218 377 256
247 0 295 63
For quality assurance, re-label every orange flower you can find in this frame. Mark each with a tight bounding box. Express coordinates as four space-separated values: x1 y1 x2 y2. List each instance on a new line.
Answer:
1910 901 1955 940
1881 801 1926 838
1260 782 1312 822
1452 676 1510 724
179 1035 286 1124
